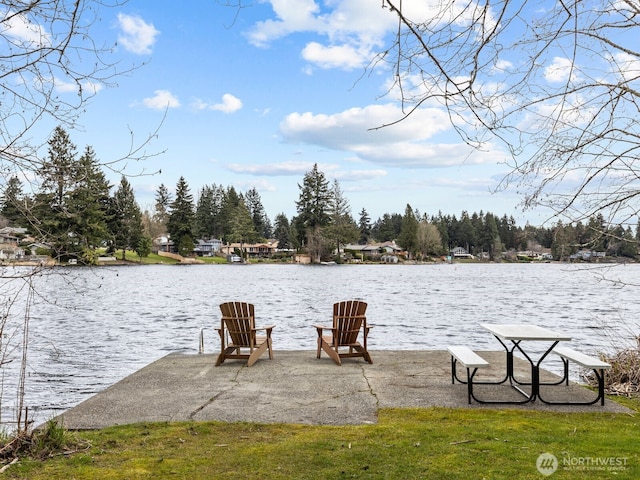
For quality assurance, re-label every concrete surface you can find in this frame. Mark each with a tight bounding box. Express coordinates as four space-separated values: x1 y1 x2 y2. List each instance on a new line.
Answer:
58 350 631 430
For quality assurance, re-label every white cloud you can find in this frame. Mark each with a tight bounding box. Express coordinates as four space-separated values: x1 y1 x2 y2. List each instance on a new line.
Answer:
226 160 387 183
142 90 180 110
245 0 490 72
279 103 509 168
117 13 159 55
613 52 640 83
301 42 369 70
235 178 277 193
280 103 450 147
227 161 313 176
212 94 243 113
246 0 394 70
192 94 242 113
3 10 50 46
246 0 322 47
544 57 577 83
55 79 103 95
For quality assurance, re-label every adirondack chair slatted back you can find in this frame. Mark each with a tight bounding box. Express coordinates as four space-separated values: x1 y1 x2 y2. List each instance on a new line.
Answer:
220 301 255 348
333 300 367 346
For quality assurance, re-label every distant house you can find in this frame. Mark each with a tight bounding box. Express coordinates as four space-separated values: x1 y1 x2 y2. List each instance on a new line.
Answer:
0 226 24 246
451 247 474 259
570 250 606 261
343 241 404 261
516 251 554 261
220 241 279 258
194 238 222 256
153 236 222 256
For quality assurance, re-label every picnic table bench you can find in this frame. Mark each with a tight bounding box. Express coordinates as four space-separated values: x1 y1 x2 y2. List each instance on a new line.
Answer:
447 346 490 404
540 346 612 405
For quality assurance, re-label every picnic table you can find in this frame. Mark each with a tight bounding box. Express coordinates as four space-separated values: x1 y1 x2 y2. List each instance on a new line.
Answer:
449 324 612 405
480 323 571 403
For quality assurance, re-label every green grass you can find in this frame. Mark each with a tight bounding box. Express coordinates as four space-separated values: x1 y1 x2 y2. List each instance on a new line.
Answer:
5 405 639 479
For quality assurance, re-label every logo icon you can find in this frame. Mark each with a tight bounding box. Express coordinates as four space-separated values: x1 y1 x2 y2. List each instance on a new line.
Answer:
537 453 558 476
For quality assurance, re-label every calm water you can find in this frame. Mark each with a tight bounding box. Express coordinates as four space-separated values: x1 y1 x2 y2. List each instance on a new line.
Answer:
2 262 640 425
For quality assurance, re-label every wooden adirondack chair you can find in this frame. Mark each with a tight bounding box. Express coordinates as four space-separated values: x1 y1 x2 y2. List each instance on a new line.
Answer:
216 302 274 367
314 300 372 365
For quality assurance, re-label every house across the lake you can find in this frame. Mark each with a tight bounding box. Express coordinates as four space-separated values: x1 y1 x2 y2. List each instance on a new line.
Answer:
220 241 279 258
450 247 474 259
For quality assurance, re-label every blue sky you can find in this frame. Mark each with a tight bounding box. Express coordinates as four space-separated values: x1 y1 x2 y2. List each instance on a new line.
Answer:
39 1 554 225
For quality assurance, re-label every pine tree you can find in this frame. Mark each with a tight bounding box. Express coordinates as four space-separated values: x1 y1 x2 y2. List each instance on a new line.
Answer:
110 176 143 260
40 126 78 207
244 187 271 239
218 186 241 242
325 180 358 263
154 183 172 230
273 213 291 251
397 204 418 259
358 208 371 245
194 185 216 239
167 177 195 256
67 146 112 262
0 176 26 226
228 200 257 260
295 163 332 246
33 126 80 260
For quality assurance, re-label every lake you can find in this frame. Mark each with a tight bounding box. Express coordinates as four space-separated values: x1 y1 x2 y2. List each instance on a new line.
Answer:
2 262 639 425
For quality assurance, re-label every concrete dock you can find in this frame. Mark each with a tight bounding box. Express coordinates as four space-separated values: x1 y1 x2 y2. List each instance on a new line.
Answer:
59 350 630 430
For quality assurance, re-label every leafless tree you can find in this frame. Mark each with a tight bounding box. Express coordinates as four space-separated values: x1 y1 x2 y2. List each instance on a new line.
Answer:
0 0 160 432
380 1 640 228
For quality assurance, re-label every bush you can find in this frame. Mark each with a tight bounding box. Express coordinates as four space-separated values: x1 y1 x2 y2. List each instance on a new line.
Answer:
0 420 88 462
585 347 640 397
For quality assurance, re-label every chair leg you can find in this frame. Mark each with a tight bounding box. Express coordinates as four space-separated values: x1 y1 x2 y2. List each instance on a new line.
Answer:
267 337 274 360
320 340 342 365
247 342 269 367
215 354 225 366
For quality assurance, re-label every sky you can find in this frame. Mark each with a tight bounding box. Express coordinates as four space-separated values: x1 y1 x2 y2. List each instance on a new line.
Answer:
24 0 558 226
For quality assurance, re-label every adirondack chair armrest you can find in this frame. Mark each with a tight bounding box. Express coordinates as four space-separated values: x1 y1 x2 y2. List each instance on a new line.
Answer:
253 325 275 334
313 324 335 332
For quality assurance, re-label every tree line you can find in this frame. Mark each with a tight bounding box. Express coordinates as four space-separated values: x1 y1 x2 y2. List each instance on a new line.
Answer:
2 127 639 264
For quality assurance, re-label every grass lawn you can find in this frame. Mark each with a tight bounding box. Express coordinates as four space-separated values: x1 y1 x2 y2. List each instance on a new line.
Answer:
5 401 639 479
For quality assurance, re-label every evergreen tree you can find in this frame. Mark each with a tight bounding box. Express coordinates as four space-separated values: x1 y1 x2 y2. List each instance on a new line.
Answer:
40 126 78 207
273 213 291 251
110 176 143 260
358 208 371 245
478 212 500 260
325 180 358 263
295 163 332 245
1 176 26 226
67 146 112 261
433 211 451 253
194 185 216 239
167 177 195 256
458 211 476 253
228 200 258 259
218 186 241 242
397 204 418 258
153 183 172 233
33 126 80 260
372 213 402 242
245 187 271 239
136 235 153 262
